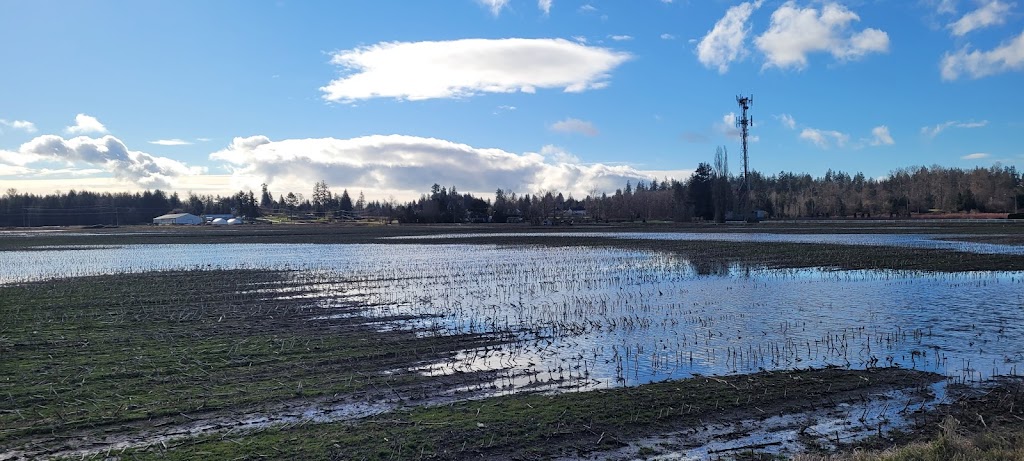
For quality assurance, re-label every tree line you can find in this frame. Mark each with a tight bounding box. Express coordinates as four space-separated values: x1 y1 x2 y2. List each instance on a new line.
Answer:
1 161 1021 227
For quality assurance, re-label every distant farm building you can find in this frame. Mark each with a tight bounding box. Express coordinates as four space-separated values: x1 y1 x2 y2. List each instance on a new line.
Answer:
203 214 234 223
567 206 587 217
153 213 202 225
210 217 243 225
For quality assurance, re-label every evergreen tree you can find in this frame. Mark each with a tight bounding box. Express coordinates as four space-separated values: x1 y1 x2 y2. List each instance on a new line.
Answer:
339 189 353 212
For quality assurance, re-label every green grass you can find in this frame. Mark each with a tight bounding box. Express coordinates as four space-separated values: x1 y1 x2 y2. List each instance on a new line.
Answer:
0 269 498 449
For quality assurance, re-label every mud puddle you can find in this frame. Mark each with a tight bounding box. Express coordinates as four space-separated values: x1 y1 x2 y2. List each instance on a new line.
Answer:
564 380 948 460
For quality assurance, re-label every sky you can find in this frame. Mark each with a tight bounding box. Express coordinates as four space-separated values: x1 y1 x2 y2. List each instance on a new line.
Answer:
1 0 1022 202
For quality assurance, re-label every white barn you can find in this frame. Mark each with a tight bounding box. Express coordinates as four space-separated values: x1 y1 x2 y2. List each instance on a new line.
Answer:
153 213 203 225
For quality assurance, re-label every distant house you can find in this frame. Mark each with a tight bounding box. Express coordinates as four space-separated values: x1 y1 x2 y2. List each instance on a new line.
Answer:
153 213 202 225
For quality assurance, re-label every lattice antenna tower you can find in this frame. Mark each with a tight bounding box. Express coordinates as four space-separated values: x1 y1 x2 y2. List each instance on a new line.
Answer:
735 95 753 196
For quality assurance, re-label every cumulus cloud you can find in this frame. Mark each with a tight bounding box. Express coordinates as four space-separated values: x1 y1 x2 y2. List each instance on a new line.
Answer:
538 0 552 15
776 113 797 129
716 112 742 138
920 120 989 138
0 119 37 133
941 30 1024 80
754 1 890 70
696 1 763 73
65 114 108 135
660 33 676 40
800 127 849 148
149 139 193 146
478 0 509 16
0 148 44 166
0 161 32 176
962 152 991 159
209 134 663 199
15 134 203 189
870 125 895 146
579 4 597 13
550 118 599 136
610 35 634 41
539 144 581 163
320 38 631 102
949 0 1012 36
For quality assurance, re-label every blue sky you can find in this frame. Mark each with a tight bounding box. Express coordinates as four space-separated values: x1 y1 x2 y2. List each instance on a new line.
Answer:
1 0 1021 201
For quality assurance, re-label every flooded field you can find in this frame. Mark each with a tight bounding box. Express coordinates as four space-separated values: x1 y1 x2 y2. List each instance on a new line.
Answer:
388 231 1024 255
3 226 1024 460
4 240 1022 390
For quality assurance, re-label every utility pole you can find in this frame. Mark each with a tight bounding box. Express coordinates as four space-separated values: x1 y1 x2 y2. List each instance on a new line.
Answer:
735 94 753 217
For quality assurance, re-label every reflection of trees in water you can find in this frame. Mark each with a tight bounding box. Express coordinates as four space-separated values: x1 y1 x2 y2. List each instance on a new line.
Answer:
659 250 763 277
640 250 741 277
688 257 732 276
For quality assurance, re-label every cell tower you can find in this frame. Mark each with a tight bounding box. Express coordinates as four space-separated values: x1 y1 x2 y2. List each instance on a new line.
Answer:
735 94 753 213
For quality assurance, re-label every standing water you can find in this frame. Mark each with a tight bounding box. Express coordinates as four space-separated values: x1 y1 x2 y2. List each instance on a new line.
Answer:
2 242 1021 390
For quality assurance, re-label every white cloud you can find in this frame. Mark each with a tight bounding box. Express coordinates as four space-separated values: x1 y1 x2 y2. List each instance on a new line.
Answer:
696 1 763 73
0 119 37 133
800 127 849 148
0 162 39 176
714 112 761 142
209 134 666 200
26 167 107 178
0 148 44 166
538 0 552 15
870 125 895 145
0 175 235 196
948 0 1012 36
754 1 890 70
776 113 797 129
717 112 740 138
920 120 989 138
540 144 581 163
16 134 203 189
660 33 676 40
478 0 509 16
65 114 108 135
610 35 634 41
550 118 599 136
936 0 959 14
941 30 1024 80
320 38 631 102
962 152 991 159
579 4 597 13
149 139 193 146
